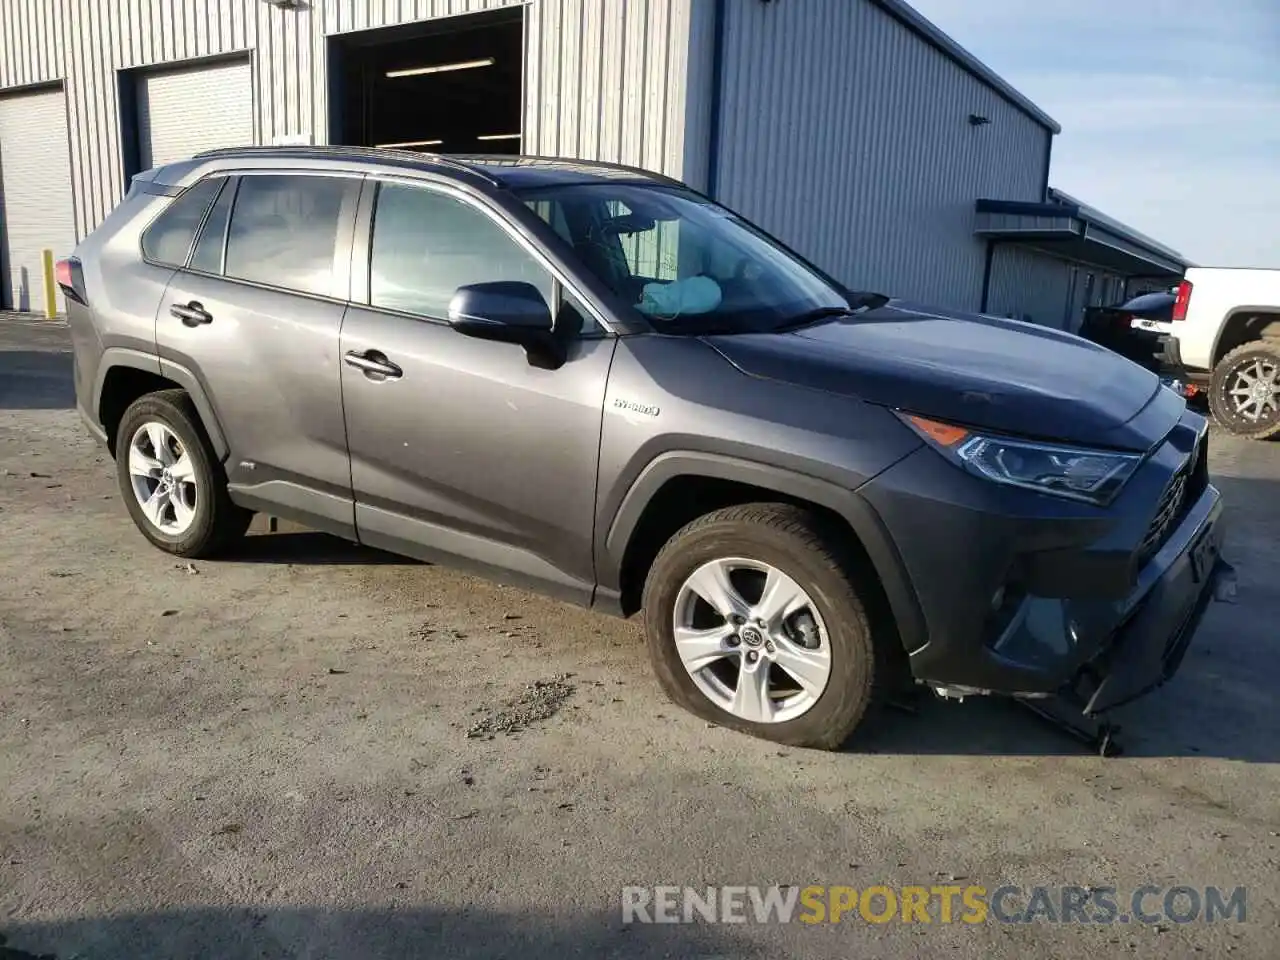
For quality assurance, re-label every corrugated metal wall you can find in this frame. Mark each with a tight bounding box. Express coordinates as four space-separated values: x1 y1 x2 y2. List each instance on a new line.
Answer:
985 244 1075 329
711 0 1053 311
987 244 1130 331
0 0 701 242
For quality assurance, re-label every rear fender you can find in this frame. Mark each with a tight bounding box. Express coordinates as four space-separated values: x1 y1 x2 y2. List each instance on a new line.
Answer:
94 348 230 460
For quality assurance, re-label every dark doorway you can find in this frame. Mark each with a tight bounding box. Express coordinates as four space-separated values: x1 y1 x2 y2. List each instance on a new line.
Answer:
329 8 524 155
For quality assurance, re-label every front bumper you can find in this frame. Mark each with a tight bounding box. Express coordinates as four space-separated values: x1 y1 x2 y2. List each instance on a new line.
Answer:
858 405 1228 710
1080 542 1228 716
1077 491 1229 714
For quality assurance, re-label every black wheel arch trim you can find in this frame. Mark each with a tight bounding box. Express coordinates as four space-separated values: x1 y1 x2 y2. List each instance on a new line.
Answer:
599 450 927 653
93 348 230 461
1210 305 1280 369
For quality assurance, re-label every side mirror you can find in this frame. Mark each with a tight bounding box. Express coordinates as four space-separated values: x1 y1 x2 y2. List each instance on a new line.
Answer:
448 281 553 341
448 281 565 368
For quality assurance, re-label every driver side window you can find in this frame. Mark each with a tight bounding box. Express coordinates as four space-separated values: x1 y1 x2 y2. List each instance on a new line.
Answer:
370 184 554 320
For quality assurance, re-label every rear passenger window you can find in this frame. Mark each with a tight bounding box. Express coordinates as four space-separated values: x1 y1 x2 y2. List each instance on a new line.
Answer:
189 177 237 274
141 177 225 266
370 183 553 319
224 174 353 298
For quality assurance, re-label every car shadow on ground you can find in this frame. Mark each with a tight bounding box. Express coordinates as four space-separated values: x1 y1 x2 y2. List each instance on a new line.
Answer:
0 906 755 960
851 674 1277 763
225 530 417 566
0 351 75 410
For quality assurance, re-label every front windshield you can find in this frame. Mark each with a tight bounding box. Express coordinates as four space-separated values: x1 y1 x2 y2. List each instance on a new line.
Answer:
517 182 849 333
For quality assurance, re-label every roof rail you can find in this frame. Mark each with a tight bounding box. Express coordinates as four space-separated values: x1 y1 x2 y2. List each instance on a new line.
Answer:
189 144 503 186
451 153 689 191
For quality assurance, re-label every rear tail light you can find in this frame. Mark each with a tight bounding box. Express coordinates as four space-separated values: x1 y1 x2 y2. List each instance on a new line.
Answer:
55 256 87 305
1172 279 1193 321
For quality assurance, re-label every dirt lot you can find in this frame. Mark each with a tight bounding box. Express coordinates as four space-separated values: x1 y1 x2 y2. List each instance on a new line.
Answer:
1 318 1277 959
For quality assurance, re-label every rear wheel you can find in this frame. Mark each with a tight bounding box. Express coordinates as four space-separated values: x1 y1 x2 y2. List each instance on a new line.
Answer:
642 503 884 750
1208 341 1280 439
115 390 252 557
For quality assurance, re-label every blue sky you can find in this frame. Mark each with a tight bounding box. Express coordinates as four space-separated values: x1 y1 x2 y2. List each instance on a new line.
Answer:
908 0 1280 268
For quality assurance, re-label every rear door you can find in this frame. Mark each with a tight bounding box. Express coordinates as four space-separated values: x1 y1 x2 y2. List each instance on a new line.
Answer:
155 171 363 538
339 178 614 602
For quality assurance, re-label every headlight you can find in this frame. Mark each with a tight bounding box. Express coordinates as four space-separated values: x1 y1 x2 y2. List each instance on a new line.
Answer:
897 413 1142 506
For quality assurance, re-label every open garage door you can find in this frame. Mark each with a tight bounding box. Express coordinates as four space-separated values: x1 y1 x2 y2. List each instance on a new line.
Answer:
0 86 77 312
137 58 253 170
330 8 523 155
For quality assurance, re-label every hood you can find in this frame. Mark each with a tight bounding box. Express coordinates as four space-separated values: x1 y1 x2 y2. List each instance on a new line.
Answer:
703 300 1176 451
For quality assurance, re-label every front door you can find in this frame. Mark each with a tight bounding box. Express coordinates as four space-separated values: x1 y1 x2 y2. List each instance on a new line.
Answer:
156 171 363 537
340 180 613 602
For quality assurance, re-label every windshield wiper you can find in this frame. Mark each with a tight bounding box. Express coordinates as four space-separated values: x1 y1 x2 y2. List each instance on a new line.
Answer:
845 290 891 310
771 291 891 333
771 306 856 332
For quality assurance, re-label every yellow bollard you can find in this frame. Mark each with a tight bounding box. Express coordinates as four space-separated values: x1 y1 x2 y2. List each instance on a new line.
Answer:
41 249 58 320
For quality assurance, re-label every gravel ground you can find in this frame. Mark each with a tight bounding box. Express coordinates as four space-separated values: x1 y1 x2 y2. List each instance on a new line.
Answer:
0 318 1277 959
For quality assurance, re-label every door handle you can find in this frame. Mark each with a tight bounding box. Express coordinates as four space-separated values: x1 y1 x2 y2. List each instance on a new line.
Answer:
344 350 403 380
171 301 213 327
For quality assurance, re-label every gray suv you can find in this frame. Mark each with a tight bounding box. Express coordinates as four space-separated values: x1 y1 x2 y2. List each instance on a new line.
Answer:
62 146 1231 751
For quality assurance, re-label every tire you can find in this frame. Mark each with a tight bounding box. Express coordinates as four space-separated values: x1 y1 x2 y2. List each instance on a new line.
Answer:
115 389 252 557
641 503 885 750
1208 341 1280 439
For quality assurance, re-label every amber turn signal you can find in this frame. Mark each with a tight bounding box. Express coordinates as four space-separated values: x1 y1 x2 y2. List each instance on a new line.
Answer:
905 415 971 447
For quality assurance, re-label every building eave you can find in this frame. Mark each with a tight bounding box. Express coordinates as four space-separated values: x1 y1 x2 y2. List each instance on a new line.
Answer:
975 198 1189 277
870 0 1062 135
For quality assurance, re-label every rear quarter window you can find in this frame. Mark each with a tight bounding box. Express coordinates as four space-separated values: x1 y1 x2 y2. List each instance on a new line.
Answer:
140 177 226 266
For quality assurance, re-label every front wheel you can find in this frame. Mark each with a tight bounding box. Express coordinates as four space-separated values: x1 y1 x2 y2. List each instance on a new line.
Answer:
641 503 884 750
1208 341 1280 439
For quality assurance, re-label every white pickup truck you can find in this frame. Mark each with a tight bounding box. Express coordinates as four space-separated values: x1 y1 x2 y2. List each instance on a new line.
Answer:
1160 267 1280 439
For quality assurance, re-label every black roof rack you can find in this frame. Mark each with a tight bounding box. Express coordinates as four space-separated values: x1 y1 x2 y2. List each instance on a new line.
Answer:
452 153 687 190
189 144 503 186
188 145 692 192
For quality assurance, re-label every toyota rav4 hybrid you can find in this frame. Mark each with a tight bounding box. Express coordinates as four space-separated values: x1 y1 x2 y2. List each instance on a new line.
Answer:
61 147 1233 750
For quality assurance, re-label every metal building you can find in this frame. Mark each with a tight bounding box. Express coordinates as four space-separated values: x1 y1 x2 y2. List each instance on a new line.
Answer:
0 0 1186 322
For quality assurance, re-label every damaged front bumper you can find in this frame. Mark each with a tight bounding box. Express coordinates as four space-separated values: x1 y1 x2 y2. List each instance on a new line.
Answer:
966 483 1231 756
867 404 1234 751
1071 487 1232 716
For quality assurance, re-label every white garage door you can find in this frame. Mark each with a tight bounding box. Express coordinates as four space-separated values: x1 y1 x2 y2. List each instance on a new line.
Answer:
138 59 254 170
0 87 77 312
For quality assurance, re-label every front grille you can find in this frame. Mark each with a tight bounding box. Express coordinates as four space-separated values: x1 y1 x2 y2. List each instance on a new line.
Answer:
1186 428 1209 502
1136 429 1207 569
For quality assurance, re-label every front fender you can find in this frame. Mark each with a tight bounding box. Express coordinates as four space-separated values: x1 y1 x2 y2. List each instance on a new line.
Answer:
596 450 927 654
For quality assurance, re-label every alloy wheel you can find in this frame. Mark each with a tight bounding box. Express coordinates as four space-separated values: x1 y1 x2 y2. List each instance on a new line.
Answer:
1227 357 1280 423
672 557 831 723
127 421 198 536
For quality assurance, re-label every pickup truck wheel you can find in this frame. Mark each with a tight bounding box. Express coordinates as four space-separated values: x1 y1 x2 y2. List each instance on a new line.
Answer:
115 390 252 557
1208 342 1280 439
642 503 880 750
